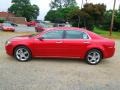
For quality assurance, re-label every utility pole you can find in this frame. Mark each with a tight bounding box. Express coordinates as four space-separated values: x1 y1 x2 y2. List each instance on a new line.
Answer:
110 0 116 36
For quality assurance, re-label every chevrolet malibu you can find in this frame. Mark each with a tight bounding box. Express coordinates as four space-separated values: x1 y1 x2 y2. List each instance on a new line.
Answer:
5 27 115 65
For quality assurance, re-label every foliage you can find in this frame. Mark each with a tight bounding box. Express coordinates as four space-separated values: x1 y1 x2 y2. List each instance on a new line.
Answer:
50 0 77 9
100 8 120 31
45 3 106 30
100 10 112 30
45 2 120 31
45 6 79 23
0 18 5 23
8 0 39 21
114 8 120 31
67 3 106 30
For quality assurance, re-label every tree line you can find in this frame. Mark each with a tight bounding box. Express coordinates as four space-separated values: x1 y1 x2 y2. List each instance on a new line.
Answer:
7 0 120 31
45 0 120 31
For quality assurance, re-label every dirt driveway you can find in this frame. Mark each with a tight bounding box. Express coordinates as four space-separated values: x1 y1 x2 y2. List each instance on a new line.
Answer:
0 31 120 90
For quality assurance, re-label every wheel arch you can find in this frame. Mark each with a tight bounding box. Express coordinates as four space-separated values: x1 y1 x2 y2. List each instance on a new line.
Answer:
85 48 104 59
13 45 32 57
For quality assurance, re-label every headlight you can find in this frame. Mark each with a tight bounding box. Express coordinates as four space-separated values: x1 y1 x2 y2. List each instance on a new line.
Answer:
5 41 11 46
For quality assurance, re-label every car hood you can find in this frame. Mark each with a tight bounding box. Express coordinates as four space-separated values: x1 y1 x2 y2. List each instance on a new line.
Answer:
3 26 15 28
9 35 31 41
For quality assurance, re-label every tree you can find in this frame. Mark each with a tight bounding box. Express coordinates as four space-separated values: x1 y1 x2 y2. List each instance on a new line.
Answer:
45 3 106 30
45 6 79 23
50 0 77 9
8 0 39 21
0 18 5 23
100 7 120 32
69 3 106 30
67 7 81 27
101 10 112 30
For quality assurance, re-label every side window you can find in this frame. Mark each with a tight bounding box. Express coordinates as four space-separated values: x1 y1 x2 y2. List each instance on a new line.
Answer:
42 30 64 39
82 33 89 39
65 30 89 39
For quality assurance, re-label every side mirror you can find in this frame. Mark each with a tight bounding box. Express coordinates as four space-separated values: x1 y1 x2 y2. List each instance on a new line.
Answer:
38 37 44 41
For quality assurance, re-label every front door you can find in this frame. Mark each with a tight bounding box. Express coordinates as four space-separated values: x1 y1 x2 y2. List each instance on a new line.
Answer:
34 30 64 57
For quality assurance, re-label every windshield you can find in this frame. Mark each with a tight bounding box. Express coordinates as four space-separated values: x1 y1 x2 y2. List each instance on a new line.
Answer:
3 23 12 26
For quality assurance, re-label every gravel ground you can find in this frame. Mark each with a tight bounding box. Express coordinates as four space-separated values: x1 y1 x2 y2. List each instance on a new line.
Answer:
0 30 120 90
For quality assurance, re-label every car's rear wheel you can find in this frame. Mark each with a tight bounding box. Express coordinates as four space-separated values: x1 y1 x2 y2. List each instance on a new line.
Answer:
85 49 102 65
14 46 31 62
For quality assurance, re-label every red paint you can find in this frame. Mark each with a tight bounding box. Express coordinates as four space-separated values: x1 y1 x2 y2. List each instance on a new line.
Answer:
35 23 45 32
26 21 36 26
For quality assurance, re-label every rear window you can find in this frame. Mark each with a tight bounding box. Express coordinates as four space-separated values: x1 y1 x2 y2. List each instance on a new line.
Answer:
65 30 89 39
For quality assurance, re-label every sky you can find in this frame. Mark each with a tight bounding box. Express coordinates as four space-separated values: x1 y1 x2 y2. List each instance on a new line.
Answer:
0 0 120 20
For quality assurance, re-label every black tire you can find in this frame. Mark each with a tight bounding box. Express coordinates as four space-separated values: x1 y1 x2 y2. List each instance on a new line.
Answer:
14 46 32 62
85 49 102 65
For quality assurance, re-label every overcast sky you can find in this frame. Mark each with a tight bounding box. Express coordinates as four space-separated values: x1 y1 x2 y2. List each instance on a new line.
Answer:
0 0 120 20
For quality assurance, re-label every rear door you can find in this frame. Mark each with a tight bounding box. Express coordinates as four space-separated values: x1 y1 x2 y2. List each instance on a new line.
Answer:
63 30 90 58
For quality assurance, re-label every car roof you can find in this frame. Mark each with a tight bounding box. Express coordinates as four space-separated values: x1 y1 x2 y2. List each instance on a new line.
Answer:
45 27 88 32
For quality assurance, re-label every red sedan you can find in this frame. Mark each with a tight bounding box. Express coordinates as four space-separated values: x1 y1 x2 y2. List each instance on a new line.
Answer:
26 21 36 27
0 23 15 32
35 23 46 32
5 27 115 65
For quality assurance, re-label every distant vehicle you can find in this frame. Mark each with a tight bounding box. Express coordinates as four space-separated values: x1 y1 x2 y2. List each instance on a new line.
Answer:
53 23 71 27
5 27 115 65
35 22 53 32
35 23 45 32
4 21 18 27
26 21 36 27
0 23 15 32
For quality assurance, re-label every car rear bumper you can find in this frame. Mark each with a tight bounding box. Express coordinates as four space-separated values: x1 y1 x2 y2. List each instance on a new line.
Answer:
104 47 115 58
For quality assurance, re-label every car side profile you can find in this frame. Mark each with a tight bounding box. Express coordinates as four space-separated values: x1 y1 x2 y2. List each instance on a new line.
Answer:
0 23 15 32
5 27 115 65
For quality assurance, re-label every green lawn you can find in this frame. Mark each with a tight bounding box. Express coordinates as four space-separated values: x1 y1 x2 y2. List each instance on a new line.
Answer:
94 27 120 39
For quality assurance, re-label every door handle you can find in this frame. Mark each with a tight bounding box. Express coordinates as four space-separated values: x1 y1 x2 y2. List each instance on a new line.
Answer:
56 41 63 43
83 41 90 44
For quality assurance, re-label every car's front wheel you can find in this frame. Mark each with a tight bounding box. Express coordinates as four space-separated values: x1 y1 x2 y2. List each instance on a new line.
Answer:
14 46 31 62
85 49 102 65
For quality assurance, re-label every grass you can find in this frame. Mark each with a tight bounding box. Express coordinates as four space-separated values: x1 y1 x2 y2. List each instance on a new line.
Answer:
94 27 120 39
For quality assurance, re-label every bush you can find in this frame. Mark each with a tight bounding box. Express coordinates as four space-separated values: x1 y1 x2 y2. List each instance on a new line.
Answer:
0 18 5 23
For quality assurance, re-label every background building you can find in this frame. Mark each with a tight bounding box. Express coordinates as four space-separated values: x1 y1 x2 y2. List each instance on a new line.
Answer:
0 12 26 24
